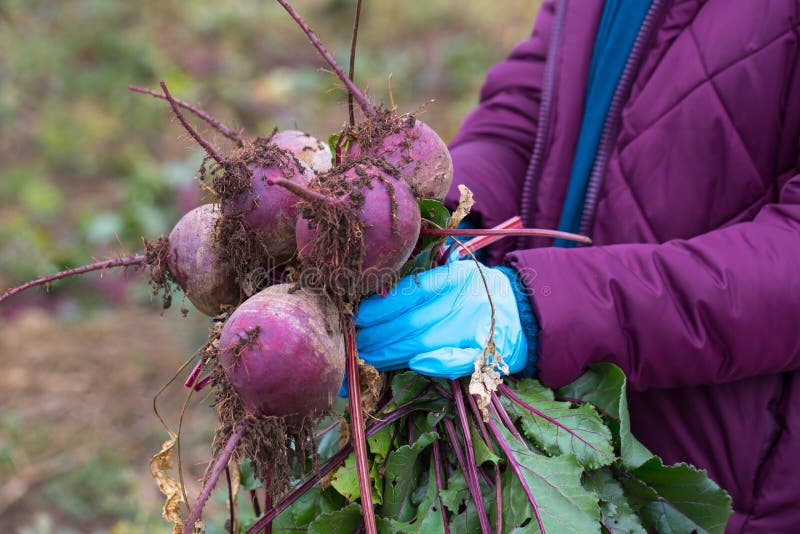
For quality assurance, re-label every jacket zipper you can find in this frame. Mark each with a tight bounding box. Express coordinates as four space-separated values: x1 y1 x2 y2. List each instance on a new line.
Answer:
518 0 569 250
578 0 669 238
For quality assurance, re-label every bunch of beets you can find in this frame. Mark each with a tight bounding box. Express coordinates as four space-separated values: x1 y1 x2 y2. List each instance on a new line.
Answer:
2 2 734 534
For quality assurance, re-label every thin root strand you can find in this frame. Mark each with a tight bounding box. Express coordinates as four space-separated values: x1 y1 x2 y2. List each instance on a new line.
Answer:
267 177 332 205
128 85 243 146
160 80 226 165
0 254 147 304
274 0 373 116
183 423 249 534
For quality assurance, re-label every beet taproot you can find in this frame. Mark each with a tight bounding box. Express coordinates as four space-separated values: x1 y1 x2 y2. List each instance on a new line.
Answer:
286 162 421 295
219 140 310 264
347 116 453 201
166 203 239 316
217 283 345 422
272 129 332 175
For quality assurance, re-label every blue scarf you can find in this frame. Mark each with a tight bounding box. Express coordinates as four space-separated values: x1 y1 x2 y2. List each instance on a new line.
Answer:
554 0 653 247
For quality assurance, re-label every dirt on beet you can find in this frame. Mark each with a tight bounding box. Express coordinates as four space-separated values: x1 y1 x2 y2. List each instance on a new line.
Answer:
295 156 403 309
143 235 178 309
342 106 413 154
209 136 306 295
210 360 318 502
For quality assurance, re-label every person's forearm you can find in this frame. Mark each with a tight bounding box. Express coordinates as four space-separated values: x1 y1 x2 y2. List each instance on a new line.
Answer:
505 179 800 390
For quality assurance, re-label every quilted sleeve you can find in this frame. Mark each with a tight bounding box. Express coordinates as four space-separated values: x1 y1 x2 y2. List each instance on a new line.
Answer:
444 0 556 231
506 166 800 391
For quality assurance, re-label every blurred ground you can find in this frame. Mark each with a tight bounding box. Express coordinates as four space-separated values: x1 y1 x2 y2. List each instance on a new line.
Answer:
0 305 217 533
0 0 539 531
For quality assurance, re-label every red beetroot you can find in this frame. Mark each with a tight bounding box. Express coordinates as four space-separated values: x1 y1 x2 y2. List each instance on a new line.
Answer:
348 118 453 201
272 130 332 176
217 284 345 421
167 204 238 316
224 147 309 264
294 163 421 294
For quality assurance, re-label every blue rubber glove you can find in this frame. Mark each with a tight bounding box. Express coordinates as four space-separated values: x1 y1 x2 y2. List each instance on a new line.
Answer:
355 261 528 380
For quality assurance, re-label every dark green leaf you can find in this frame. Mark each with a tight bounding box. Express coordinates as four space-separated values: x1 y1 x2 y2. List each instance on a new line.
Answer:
557 363 652 469
494 417 600 533
375 515 396 534
318 421 344 461
269 486 349 533
368 424 394 461
388 372 431 409
450 500 483 533
426 409 447 429
400 199 451 276
327 133 340 154
291 486 323 526
327 133 343 168
503 379 614 469
419 199 450 229
330 451 383 505
469 424 500 466
389 457 446 533
330 452 360 501
381 431 438 521
320 486 348 514
583 468 646 534
238 458 262 491
372 459 385 502
307 502 363 534
622 459 733 534
439 468 468 515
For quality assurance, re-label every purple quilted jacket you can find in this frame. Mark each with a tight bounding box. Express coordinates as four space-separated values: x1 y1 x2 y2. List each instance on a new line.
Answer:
446 1 800 531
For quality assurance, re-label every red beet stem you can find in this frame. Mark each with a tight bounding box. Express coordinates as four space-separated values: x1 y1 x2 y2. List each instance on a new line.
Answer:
456 215 523 259
422 226 592 245
128 85 243 146
441 417 492 530
263 465 273 534
183 423 248 534
250 490 262 526
344 321 377 534
463 382 502 534
192 374 212 392
266 177 331 205
486 403 546 534
491 392 525 443
225 466 235 534
184 358 206 388
160 80 225 165
452 380 492 534
432 439 451 533
0 254 146 304
274 0 373 116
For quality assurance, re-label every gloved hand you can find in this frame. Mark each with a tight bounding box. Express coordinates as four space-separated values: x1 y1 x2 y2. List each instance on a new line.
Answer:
355 261 528 380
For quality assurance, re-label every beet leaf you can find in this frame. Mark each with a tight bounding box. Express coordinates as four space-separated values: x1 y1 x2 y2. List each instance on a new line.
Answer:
499 380 614 469
620 459 732 534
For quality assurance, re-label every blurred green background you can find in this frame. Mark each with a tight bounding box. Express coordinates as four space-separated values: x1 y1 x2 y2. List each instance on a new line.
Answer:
0 0 539 532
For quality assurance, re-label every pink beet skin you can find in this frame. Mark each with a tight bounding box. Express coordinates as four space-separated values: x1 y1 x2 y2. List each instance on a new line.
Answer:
218 284 344 421
348 118 453 201
295 164 421 294
272 130 332 176
227 161 309 264
168 204 239 316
